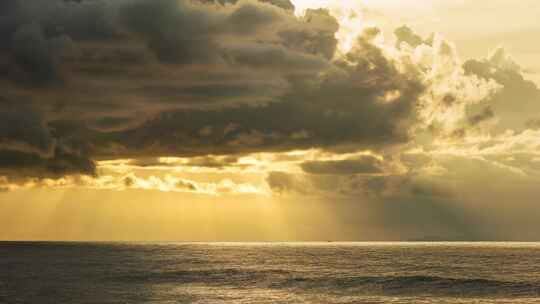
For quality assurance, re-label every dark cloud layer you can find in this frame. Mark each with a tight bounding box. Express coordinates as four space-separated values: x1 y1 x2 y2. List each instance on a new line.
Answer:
0 148 95 179
0 0 426 181
301 155 385 175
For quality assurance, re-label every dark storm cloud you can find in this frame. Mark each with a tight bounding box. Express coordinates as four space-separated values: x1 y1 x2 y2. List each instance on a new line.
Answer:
301 155 384 175
0 0 426 181
0 148 95 179
277 8 339 60
86 115 145 132
105 54 422 157
119 0 332 67
200 0 295 11
127 155 242 169
11 23 62 85
120 0 223 64
0 98 53 154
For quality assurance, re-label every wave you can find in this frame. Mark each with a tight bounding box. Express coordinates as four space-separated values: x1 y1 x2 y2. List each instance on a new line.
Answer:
116 268 290 284
277 275 540 297
116 269 540 297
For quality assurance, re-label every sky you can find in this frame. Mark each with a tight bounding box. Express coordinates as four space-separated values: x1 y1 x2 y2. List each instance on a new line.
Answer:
1 0 540 241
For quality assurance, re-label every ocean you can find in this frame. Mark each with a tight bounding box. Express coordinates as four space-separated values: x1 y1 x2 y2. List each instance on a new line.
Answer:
1 242 540 303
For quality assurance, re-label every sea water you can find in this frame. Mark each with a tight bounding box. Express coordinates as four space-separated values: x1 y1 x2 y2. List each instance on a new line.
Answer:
1 242 540 303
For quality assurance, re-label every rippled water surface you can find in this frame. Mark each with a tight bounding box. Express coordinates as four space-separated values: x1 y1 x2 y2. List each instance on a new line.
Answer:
1 242 540 303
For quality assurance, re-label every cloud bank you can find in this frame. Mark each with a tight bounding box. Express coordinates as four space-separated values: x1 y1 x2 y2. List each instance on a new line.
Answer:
1 0 539 211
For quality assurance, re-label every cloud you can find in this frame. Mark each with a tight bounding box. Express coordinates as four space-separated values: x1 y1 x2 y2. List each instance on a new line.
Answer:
468 106 495 127
396 30 501 137
0 148 95 180
11 23 64 85
265 164 455 201
463 47 540 132
526 118 540 130
0 99 53 154
125 155 243 170
0 170 266 195
266 171 308 194
0 0 433 183
301 155 385 175
394 25 424 48
103 35 424 157
120 0 222 64
0 0 325 178
0 0 537 206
